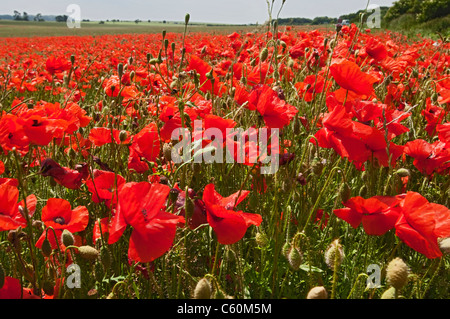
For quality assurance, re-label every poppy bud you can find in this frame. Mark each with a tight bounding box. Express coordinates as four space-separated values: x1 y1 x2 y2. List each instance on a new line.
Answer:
325 239 344 269
339 183 351 203
169 187 180 204
359 185 367 197
0 262 4 289
41 238 53 257
381 286 396 299
164 38 169 50
282 242 291 259
306 286 328 299
7 229 21 252
260 47 269 62
288 246 302 270
119 130 128 143
185 13 190 25
311 157 325 175
117 63 124 80
146 52 152 63
70 54 75 65
296 172 307 186
206 69 214 80
43 280 55 296
61 229 75 247
386 257 409 290
194 278 212 299
395 168 411 178
255 231 268 248
77 246 99 261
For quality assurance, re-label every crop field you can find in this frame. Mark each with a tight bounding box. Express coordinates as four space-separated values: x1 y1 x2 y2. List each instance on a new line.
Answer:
0 11 449 302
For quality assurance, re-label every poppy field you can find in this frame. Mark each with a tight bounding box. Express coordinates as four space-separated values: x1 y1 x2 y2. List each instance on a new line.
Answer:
0 15 449 300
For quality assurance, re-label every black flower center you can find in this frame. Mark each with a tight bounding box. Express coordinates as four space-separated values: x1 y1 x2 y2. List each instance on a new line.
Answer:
54 216 65 225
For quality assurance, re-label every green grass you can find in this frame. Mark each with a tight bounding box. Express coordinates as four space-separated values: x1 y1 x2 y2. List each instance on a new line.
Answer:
0 20 256 38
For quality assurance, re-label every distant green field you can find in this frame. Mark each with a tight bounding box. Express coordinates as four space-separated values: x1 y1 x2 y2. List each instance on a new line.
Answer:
0 20 256 37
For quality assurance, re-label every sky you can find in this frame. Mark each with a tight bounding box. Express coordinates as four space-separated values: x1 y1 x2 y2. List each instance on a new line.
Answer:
2 0 397 24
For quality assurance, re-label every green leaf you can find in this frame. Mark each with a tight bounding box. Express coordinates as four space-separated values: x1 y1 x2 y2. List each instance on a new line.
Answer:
299 264 324 273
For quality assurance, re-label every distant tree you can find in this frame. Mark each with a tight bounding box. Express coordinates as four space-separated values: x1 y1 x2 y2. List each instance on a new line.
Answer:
34 13 44 22
311 16 337 25
55 15 68 22
418 0 450 22
135 19 141 24
22 12 29 21
384 0 449 24
13 10 22 20
163 20 166 24
99 21 105 24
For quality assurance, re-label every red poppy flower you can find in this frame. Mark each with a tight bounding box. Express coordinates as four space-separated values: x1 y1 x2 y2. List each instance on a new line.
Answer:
39 158 86 189
173 187 207 230
86 170 126 208
45 56 71 75
312 106 371 168
0 277 22 299
20 115 68 146
333 195 404 235
364 37 388 61
404 139 450 176
329 59 378 96
40 198 89 233
395 192 450 259
35 198 89 250
202 183 262 245
114 182 185 263
131 122 161 162
0 184 27 231
295 74 326 102
88 127 130 147
248 85 298 129
187 55 225 96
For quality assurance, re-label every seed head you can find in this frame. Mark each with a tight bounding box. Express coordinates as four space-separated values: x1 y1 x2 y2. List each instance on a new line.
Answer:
325 239 344 269
255 231 269 248
380 286 396 299
194 278 212 299
77 246 99 261
288 247 303 270
306 286 328 299
386 257 409 290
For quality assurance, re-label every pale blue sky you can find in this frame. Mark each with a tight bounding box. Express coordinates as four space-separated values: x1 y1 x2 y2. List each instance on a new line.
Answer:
2 0 397 24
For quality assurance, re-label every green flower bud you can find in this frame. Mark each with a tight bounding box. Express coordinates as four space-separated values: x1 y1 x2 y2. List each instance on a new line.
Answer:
77 246 99 261
194 278 211 299
61 229 74 247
